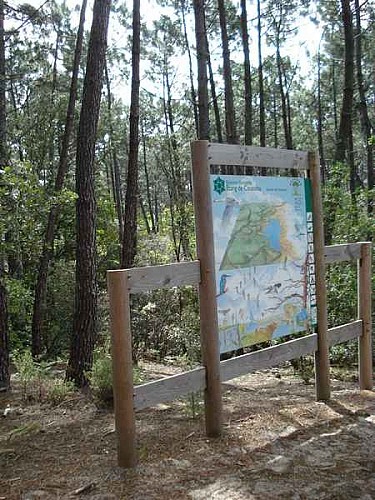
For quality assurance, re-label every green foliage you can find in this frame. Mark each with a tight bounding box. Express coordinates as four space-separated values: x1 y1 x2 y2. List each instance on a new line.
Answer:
48 378 75 405
181 391 204 419
13 350 40 399
290 356 314 385
132 286 200 363
88 347 144 408
12 350 75 404
7 278 33 351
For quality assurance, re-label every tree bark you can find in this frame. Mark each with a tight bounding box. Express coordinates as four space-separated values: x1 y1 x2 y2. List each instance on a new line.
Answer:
193 0 210 140
67 0 111 387
257 0 266 146
121 0 140 269
354 0 373 215
335 0 354 166
240 0 252 145
276 42 292 149
104 61 124 246
317 51 326 183
31 0 87 358
217 0 238 144
0 0 10 391
181 0 199 136
205 25 222 142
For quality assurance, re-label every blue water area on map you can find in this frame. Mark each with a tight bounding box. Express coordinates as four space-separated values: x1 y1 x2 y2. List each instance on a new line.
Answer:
263 218 281 252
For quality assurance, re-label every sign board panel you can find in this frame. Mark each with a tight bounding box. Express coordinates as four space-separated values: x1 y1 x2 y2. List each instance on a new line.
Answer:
210 174 316 354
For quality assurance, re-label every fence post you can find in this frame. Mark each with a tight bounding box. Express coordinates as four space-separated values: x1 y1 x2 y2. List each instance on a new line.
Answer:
309 151 331 401
107 270 137 468
191 140 222 437
358 242 373 390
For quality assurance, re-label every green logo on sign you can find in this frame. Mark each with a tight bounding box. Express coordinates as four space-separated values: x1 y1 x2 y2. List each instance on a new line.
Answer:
213 177 225 195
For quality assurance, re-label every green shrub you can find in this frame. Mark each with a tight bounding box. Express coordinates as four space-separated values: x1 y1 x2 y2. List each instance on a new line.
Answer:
88 348 144 408
47 379 75 405
13 350 75 404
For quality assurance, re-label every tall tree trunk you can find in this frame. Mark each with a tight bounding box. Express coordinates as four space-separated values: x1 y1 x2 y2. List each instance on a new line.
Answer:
141 119 156 233
67 0 111 387
193 0 209 140
272 91 278 148
257 0 265 146
240 0 252 145
335 0 354 166
31 0 87 358
0 0 9 391
276 43 292 149
317 51 326 183
121 0 141 269
104 61 124 246
217 0 238 144
331 60 339 143
205 27 222 142
354 0 373 215
181 0 199 136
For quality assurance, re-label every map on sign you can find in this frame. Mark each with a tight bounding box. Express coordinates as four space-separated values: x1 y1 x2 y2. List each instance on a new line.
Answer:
210 175 316 354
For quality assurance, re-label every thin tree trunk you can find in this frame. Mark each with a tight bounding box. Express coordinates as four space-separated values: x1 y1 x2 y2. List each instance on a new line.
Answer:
317 51 326 182
272 91 278 147
0 268 9 391
104 62 124 246
181 0 198 136
205 27 222 142
257 0 265 146
332 60 339 143
240 0 252 145
141 119 156 233
276 43 292 149
67 0 111 387
31 0 87 358
217 0 238 144
121 0 141 269
193 0 210 140
354 0 373 215
0 0 9 391
335 0 354 165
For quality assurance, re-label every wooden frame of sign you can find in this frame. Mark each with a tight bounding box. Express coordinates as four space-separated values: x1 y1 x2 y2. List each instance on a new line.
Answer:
190 141 330 437
107 141 372 468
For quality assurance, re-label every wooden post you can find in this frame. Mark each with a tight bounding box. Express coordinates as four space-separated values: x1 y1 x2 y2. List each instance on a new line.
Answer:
358 242 373 390
309 151 331 401
191 140 223 437
107 270 137 468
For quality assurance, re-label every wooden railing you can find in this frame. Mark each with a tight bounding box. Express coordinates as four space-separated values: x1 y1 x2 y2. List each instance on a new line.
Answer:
107 241 372 466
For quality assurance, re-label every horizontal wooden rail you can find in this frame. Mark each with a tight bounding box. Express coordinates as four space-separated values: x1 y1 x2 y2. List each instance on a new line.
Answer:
133 320 363 411
134 367 206 411
108 244 366 295
327 320 362 346
126 261 200 293
324 243 362 264
208 143 309 170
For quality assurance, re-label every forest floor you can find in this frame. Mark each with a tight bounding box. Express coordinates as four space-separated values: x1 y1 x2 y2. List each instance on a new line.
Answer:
1 362 375 500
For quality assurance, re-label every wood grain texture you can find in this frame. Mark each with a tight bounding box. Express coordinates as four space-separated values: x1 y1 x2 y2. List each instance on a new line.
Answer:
208 143 309 169
309 151 331 401
126 261 201 293
358 243 373 390
107 270 137 468
327 320 362 346
324 243 361 263
191 140 223 437
131 321 363 411
221 334 317 382
134 367 206 411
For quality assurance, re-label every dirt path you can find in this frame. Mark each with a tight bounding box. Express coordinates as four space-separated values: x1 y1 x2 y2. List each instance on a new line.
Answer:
1 366 375 499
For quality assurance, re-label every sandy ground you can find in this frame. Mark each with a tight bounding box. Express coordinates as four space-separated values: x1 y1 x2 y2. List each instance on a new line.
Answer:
1 364 375 499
